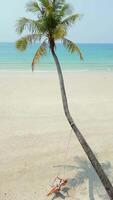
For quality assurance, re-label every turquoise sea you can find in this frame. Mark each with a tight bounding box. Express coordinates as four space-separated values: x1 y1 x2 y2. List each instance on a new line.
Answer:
0 43 113 71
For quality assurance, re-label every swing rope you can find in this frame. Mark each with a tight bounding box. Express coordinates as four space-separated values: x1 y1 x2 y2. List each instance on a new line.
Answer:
48 128 73 188
57 127 73 178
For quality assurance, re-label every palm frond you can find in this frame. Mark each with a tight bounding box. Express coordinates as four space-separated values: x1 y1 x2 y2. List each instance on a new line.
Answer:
53 0 67 10
16 17 39 34
59 4 70 16
62 14 80 27
38 0 50 9
32 40 47 71
53 24 66 40
62 38 83 60
26 1 42 13
16 34 39 51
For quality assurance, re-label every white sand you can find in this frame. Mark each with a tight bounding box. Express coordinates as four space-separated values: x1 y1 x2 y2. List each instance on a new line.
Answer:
0 71 113 200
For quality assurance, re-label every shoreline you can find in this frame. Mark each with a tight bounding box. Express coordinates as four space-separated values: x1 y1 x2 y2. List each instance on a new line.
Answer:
0 68 113 73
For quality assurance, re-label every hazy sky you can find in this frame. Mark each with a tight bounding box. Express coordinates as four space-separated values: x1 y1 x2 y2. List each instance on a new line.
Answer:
0 0 113 43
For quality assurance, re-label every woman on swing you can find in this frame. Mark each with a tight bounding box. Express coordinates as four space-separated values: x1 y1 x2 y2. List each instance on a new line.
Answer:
47 177 68 196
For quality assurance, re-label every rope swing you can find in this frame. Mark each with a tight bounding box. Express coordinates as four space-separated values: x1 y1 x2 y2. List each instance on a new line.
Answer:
47 128 73 197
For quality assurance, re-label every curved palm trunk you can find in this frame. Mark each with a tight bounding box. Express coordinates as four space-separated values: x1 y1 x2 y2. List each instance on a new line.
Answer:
50 47 113 199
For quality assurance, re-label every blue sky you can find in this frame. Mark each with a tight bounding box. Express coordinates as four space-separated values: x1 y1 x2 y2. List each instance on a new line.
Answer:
0 0 113 43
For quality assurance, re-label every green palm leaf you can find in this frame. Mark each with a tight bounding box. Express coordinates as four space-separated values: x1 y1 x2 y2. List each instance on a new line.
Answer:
38 0 50 9
32 41 47 71
53 24 66 39
16 17 39 34
62 14 80 27
26 1 42 13
16 34 39 51
53 0 68 11
59 4 70 16
62 38 83 59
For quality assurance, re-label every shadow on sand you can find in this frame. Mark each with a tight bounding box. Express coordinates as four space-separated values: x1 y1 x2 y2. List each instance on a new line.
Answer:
51 188 70 200
52 156 113 200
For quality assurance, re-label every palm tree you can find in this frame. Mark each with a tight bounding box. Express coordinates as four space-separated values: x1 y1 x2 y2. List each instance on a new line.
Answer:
15 0 113 199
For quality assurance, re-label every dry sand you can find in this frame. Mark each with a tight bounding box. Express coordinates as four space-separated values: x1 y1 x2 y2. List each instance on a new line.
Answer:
0 71 113 200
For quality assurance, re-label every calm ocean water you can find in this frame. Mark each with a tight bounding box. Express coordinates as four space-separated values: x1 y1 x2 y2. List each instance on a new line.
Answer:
0 43 113 71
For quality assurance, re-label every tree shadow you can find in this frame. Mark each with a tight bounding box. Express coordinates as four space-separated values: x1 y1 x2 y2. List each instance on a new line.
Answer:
51 192 65 200
50 186 70 200
53 156 113 200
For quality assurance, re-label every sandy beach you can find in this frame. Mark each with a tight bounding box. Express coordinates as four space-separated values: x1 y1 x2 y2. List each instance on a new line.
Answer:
0 71 113 200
